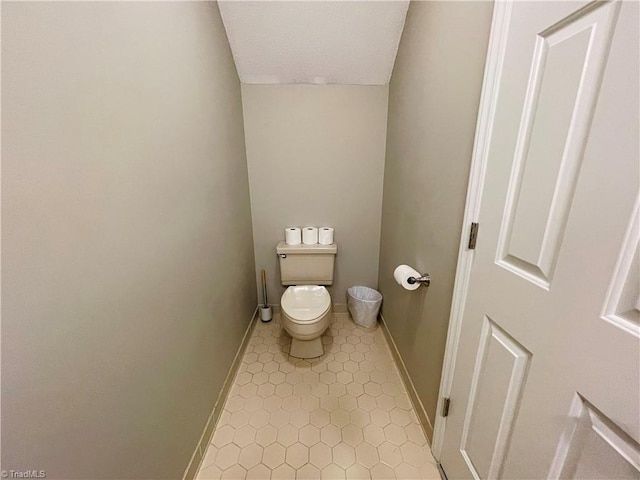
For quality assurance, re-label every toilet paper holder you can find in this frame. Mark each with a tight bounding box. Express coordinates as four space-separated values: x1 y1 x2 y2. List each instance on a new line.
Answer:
408 273 431 287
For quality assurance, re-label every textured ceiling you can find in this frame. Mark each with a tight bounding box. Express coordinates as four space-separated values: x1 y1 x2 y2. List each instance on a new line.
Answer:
218 1 410 85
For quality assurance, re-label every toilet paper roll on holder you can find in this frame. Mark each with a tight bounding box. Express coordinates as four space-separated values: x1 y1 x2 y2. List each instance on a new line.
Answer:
407 273 431 287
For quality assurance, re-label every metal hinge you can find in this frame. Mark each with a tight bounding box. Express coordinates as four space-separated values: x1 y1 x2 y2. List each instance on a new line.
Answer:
441 397 451 417
468 222 479 250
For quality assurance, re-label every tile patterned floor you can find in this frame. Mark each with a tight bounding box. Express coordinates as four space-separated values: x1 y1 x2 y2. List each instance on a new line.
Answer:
196 313 440 480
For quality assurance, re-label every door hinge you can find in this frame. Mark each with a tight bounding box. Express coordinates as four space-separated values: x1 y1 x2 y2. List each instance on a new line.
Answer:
441 397 451 417
468 222 479 250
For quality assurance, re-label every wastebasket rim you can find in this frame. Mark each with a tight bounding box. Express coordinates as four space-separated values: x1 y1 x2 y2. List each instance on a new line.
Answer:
347 286 382 302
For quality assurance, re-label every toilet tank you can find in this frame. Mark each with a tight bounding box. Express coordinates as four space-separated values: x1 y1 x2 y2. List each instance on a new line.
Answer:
277 241 337 285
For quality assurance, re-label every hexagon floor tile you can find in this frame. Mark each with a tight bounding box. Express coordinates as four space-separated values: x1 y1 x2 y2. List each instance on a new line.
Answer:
196 314 440 479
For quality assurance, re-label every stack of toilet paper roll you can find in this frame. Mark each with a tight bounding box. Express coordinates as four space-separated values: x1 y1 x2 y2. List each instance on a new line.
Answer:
285 226 334 245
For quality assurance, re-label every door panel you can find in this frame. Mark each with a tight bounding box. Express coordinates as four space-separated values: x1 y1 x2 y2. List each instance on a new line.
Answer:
601 198 640 338
460 317 532 479
549 394 640 479
440 1 640 478
497 0 621 289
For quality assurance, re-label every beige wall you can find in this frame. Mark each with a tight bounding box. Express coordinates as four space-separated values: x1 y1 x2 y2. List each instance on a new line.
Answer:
378 1 494 439
1 2 255 478
242 85 388 305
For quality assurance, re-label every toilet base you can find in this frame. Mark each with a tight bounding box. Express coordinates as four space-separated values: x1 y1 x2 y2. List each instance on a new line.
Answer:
290 336 324 359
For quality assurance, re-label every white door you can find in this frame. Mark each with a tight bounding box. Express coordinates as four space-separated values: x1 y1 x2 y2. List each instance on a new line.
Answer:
440 1 639 478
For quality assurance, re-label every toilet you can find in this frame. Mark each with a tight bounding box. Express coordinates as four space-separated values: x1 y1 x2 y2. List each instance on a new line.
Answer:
276 241 337 358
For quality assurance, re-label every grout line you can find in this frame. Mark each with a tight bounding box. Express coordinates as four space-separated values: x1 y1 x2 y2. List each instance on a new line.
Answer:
182 306 260 480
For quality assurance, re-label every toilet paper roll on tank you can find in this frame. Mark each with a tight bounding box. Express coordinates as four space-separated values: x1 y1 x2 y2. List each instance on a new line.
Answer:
394 264 422 291
285 226 334 245
285 227 302 245
302 227 318 245
319 227 334 245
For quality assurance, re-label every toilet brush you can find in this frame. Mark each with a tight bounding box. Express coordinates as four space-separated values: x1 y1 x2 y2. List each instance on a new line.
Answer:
260 269 272 322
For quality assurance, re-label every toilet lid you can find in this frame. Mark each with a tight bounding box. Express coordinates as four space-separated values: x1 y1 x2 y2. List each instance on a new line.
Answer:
281 285 331 322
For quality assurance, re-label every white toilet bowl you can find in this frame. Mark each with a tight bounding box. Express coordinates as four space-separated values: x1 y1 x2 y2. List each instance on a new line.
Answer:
281 285 332 359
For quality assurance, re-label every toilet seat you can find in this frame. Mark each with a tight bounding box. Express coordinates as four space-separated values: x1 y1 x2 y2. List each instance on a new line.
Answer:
281 285 331 324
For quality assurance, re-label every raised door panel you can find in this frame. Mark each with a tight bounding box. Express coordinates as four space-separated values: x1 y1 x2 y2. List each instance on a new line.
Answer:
601 197 640 338
496 2 621 289
549 394 640 479
460 317 532 479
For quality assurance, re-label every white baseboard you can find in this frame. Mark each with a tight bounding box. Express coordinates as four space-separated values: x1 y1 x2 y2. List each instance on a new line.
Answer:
332 303 348 313
182 307 259 480
379 314 434 442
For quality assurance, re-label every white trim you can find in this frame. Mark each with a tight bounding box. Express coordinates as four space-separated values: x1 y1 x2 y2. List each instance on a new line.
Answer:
431 1 514 461
379 314 434 441
183 307 259 480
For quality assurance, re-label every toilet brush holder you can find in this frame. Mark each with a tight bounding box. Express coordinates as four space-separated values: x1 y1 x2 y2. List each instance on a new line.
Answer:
260 269 272 322
260 305 273 322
